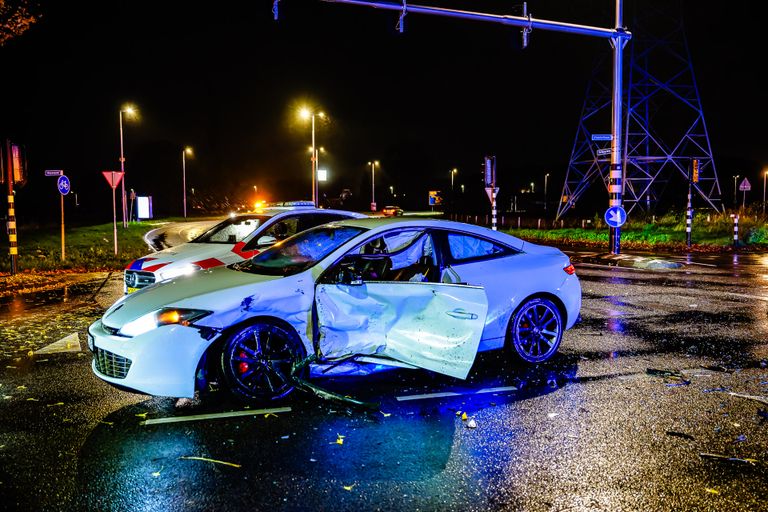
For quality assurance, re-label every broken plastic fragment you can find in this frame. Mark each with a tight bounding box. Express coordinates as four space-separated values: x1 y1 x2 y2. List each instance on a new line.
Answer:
46 402 65 407
151 467 163 477
455 411 462 416
26 398 39 402
135 412 148 419
334 434 345 445
467 418 477 429
179 456 242 468
547 413 559 419
264 413 278 419
343 484 356 491
705 488 720 495
380 411 391 417
461 412 468 421
16 385 26 390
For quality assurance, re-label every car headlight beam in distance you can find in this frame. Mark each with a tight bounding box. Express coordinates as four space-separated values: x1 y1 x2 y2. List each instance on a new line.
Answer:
118 308 212 337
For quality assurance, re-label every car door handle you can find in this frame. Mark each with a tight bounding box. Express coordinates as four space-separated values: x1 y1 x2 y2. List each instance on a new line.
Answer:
446 308 478 320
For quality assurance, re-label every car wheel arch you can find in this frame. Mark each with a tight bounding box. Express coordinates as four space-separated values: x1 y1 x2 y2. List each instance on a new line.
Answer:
504 292 567 363
195 315 308 395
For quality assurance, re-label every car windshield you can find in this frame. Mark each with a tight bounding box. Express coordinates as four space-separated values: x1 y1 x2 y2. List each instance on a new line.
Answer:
235 225 366 276
191 215 270 244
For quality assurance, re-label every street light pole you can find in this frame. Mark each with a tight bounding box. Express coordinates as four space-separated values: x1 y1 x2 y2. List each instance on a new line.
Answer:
119 110 127 228
733 175 739 209
763 170 767 215
369 160 378 211
182 147 192 218
544 173 550 212
119 105 136 227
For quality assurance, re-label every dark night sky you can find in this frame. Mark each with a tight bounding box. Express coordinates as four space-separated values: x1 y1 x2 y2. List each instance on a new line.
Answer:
0 0 765 224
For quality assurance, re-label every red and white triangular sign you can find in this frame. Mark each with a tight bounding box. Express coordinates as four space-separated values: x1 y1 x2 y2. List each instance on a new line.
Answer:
102 171 124 189
485 187 499 203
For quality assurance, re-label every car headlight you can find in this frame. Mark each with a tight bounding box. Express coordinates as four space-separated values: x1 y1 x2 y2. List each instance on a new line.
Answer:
118 308 211 337
158 264 202 281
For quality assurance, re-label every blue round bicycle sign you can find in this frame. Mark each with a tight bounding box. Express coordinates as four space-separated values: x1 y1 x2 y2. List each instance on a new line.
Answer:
57 175 71 195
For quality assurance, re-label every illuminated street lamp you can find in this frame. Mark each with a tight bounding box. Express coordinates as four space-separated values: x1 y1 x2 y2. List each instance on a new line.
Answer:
368 160 379 211
763 170 768 215
299 107 326 207
119 104 137 227
450 168 457 192
182 147 193 218
733 175 739 209
544 173 550 212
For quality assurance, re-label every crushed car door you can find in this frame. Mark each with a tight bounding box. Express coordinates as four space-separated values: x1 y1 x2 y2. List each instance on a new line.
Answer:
315 282 488 380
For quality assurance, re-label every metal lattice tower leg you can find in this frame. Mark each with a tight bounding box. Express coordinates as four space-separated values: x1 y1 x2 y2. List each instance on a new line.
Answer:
557 1 722 220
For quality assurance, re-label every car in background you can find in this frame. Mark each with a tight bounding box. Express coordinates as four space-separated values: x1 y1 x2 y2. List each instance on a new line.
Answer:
381 205 404 217
90 217 581 402
123 203 365 293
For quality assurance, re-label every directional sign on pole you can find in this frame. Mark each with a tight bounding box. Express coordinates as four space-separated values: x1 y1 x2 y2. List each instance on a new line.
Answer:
739 177 751 192
596 148 612 156
484 187 499 204
591 134 613 141
45 169 63 177
57 175 71 195
604 206 627 228
102 171 124 190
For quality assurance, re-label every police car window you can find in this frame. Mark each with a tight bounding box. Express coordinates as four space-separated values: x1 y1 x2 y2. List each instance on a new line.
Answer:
447 233 507 262
192 216 267 244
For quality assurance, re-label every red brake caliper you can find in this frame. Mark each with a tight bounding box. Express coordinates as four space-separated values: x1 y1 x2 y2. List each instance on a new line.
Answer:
238 351 249 374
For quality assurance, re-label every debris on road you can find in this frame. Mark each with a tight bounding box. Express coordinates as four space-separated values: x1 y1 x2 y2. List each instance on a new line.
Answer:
467 418 477 429
646 368 691 385
725 392 768 407
700 364 733 373
179 456 241 468
666 431 695 441
699 453 758 465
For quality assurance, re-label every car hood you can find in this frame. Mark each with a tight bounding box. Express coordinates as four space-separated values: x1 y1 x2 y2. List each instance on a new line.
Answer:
103 266 280 327
126 243 236 273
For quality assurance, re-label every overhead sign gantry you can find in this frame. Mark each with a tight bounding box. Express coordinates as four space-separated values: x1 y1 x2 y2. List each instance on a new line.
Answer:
278 0 631 253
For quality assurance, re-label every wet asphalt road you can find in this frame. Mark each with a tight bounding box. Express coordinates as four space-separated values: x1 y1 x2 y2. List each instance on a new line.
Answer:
1 252 768 511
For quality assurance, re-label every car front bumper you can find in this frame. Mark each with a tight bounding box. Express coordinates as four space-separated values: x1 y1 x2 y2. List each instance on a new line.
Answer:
88 319 217 398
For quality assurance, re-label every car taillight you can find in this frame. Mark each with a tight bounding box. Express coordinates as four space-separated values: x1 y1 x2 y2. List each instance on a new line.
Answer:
563 263 576 275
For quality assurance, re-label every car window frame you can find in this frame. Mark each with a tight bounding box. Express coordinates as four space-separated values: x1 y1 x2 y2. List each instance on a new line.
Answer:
433 229 519 265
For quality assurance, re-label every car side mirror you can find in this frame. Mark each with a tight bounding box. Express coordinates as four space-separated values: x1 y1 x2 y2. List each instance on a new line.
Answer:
256 235 277 247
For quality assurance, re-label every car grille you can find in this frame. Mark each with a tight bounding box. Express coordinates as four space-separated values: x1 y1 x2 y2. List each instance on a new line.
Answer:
94 347 132 379
124 270 156 290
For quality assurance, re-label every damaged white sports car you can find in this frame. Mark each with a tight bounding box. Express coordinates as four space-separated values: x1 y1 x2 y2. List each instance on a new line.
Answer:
88 217 581 402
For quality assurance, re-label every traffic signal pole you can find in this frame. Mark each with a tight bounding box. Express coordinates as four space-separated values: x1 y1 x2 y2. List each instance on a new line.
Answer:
319 0 631 253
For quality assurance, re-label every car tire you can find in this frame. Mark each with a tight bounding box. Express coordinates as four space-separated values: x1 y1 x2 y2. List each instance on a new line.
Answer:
506 297 563 364
220 319 307 402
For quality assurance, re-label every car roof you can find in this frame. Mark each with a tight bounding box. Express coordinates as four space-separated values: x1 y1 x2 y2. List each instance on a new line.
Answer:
234 207 366 219
330 216 527 250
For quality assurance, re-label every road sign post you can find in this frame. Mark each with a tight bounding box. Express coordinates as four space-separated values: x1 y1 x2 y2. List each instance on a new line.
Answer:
739 177 751 209
56 175 71 260
4 140 18 274
484 156 498 231
102 171 125 256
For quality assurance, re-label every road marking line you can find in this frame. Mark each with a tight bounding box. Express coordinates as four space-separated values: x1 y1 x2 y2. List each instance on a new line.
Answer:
34 333 82 355
395 385 517 402
142 406 291 425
